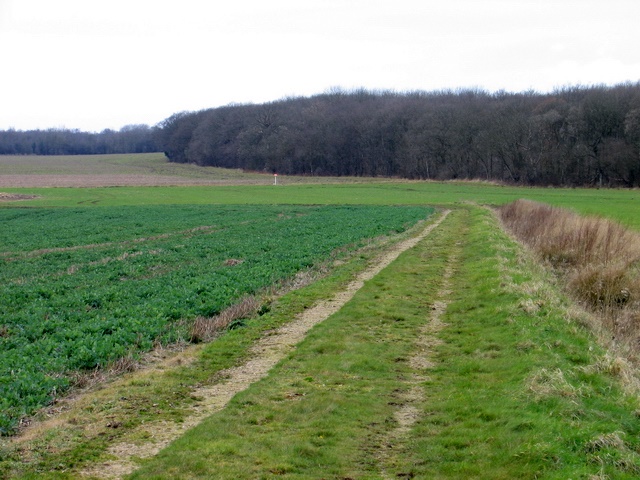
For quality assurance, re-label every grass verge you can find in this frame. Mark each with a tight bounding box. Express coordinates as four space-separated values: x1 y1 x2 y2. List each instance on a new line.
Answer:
398 207 640 478
499 199 640 361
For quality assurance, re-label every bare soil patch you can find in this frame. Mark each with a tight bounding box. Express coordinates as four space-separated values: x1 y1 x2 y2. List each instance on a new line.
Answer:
0 192 38 201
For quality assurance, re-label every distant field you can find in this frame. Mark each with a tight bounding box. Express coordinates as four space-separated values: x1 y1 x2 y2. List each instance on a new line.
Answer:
0 153 640 228
2 153 640 228
0 153 275 187
0 153 393 187
2 182 640 229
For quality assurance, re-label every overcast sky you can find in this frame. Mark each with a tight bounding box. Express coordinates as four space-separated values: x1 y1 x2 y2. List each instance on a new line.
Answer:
1 0 639 132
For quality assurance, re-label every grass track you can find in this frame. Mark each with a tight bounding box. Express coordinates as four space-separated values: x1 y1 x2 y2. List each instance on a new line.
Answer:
127 210 457 479
125 206 640 479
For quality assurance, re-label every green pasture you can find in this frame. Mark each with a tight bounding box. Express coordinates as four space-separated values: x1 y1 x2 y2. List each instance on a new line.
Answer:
2 153 639 226
3 182 640 228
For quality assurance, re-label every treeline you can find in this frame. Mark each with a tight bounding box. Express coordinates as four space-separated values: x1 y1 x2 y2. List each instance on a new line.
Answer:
157 83 640 186
0 124 157 155
3 84 640 186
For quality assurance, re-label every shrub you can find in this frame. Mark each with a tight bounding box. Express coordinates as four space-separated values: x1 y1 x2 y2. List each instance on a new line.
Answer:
498 199 640 351
499 200 640 268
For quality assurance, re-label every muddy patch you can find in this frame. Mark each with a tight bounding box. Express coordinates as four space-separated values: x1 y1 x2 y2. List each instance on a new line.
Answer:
0 192 38 201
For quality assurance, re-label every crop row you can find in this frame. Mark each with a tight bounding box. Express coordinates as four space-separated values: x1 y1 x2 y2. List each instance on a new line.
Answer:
0 204 433 434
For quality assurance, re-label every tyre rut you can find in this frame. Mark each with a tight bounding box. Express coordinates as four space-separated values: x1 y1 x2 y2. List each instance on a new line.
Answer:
80 210 451 479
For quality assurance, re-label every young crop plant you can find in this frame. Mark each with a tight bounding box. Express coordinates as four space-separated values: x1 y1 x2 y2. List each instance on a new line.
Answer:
0 204 433 434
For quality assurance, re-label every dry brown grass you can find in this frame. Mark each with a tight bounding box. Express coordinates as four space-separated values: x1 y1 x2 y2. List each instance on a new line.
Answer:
499 200 640 268
67 354 141 391
499 199 640 355
189 296 262 343
525 368 581 400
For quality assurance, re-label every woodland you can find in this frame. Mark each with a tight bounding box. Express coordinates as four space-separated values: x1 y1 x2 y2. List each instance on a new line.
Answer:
2 83 640 186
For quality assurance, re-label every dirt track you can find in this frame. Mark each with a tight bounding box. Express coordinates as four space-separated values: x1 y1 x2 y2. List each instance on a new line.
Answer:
79 210 450 479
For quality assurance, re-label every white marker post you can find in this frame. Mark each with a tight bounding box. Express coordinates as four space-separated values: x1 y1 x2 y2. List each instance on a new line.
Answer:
273 173 278 185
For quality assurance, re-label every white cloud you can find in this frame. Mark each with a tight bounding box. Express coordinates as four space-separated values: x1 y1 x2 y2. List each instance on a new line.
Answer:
0 0 639 131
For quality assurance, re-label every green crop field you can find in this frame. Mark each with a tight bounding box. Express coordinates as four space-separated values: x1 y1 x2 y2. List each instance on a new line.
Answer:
3 182 640 229
0 203 432 434
2 154 640 478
